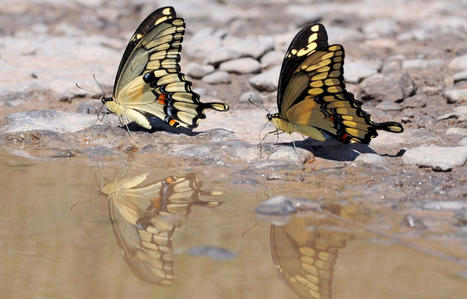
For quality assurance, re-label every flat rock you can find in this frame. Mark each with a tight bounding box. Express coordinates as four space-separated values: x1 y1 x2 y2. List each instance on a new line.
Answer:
0 35 119 101
402 59 444 69
0 110 96 133
401 94 427 109
360 72 416 102
238 91 263 104
375 100 402 111
423 201 466 211
185 63 214 79
402 145 467 171
222 36 275 59
453 71 467 84
201 71 231 85
443 88 467 104
260 51 284 69
326 26 365 43
249 65 281 92
184 28 223 59
362 19 400 38
460 137 467 146
344 61 380 83
445 127 467 136
355 153 387 165
219 57 261 74
437 106 467 122
448 54 467 71
204 47 241 66
255 195 319 215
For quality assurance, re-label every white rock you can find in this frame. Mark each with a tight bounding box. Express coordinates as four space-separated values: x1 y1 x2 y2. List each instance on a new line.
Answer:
460 137 467 146
201 71 231 85
453 71 467 84
443 88 467 103
219 57 261 74
402 59 444 69
344 61 380 83
355 153 387 165
238 91 263 104
184 28 223 59
449 54 467 71
222 36 274 59
326 26 365 43
204 47 241 66
445 128 467 136
0 110 96 133
402 145 467 171
437 106 467 121
249 66 281 92
362 19 400 38
186 63 214 79
261 51 284 69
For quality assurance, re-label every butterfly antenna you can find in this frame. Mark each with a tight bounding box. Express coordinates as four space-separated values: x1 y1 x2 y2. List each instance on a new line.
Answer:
93 73 106 96
248 96 271 114
75 82 102 96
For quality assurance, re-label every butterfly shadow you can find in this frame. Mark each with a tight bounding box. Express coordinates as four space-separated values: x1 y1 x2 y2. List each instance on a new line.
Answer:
283 138 400 162
125 118 202 136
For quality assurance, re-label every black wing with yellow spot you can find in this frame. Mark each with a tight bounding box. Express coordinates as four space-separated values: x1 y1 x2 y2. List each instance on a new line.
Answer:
277 24 403 144
112 6 228 129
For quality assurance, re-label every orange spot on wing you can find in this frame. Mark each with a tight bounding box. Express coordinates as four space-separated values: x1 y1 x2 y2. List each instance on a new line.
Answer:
169 119 176 126
157 93 167 105
341 133 349 142
152 197 161 209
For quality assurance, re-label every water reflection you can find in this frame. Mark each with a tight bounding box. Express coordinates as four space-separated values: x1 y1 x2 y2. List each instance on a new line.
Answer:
270 205 360 299
101 172 222 286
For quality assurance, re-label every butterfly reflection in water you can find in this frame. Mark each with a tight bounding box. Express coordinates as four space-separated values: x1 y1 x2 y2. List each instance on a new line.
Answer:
268 24 403 144
102 6 229 130
270 204 358 299
101 172 222 285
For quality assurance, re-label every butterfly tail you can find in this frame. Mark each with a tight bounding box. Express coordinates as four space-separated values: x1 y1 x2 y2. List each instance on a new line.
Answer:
373 121 404 133
203 102 230 112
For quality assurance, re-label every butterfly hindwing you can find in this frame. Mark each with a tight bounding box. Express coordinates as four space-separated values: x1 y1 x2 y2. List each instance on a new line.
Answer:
106 6 228 130
275 23 403 144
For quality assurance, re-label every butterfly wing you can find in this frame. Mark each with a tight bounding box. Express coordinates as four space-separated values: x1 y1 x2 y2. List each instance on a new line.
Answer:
277 24 403 144
112 6 228 129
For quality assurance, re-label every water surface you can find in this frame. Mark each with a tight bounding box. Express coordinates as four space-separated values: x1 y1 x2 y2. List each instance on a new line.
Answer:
0 149 465 298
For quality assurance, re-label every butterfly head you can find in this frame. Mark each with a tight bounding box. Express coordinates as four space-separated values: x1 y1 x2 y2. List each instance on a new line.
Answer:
267 113 281 121
101 97 112 104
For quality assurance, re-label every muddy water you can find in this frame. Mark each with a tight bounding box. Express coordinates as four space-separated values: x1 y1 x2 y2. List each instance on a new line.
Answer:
0 149 465 299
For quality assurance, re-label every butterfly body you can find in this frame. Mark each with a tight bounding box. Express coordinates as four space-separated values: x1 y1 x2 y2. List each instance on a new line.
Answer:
269 23 403 144
104 6 228 130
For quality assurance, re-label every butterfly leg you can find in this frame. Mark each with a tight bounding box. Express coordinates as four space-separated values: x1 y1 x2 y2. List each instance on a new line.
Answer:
259 129 279 159
292 139 300 163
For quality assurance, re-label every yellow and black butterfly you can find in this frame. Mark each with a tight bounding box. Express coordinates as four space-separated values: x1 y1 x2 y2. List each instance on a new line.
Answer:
267 24 403 144
103 6 228 130
101 173 222 285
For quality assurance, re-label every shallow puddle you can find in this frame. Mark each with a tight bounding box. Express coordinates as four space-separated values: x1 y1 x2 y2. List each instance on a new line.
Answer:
0 149 465 299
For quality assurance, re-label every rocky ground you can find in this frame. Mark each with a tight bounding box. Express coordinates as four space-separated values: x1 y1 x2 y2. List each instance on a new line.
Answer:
0 0 466 257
